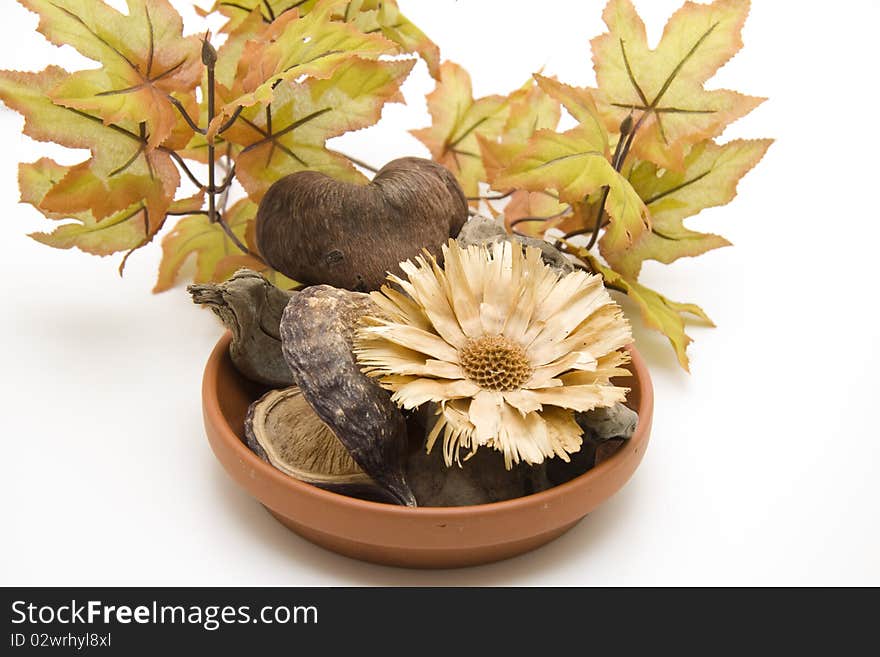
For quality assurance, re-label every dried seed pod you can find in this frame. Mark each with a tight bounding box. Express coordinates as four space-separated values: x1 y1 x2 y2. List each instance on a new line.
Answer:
245 387 399 503
256 157 468 291
456 214 575 273
188 269 294 387
280 285 417 506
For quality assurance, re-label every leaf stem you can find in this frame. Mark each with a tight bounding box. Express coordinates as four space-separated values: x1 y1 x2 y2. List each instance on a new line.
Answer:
215 213 253 256
167 94 206 135
509 205 572 236
215 106 244 134
563 113 637 248
161 147 207 189
206 53 217 225
467 190 514 202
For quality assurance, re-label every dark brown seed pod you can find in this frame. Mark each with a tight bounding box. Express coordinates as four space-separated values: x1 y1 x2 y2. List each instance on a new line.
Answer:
255 157 468 292
188 269 294 387
244 387 401 504
280 285 417 506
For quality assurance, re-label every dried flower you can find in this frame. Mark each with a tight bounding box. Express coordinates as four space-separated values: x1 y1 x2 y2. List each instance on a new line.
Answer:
355 240 632 469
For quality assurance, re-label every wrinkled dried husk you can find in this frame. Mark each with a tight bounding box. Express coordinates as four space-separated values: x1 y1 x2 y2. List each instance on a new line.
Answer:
244 387 399 503
188 269 294 387
280 285 416 506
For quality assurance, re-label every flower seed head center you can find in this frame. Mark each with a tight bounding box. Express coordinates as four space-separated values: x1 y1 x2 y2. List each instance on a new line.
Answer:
459 335 532 391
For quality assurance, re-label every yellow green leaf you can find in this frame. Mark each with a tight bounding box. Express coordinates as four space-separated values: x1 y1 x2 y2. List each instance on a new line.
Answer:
410 61 510 198
591 0 763 170
608 138 773 277
581 252 711 371
214 6 267 89
224 57 414 201
18 0 202 148
345 0 440 79
478 77 561 183
533 74 603 131
1 67 179 236
208 0 398 138
154 199 253 292
20 158 156 256
493 125 649 254
209 0 440 79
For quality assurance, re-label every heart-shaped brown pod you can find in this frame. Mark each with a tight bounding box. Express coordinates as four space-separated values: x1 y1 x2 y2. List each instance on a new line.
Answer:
255 157 468 291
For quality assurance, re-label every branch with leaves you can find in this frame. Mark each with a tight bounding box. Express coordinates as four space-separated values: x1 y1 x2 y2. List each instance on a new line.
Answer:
1 0 434 291
410 0 771 369
1 0 770 370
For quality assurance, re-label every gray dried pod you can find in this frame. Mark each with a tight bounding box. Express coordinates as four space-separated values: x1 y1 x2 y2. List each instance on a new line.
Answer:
456 214 575 273
188 269 294 387
244 387 400 504
547 402 639 485
256 157 468 292
407 444 553 507
280 285 416 506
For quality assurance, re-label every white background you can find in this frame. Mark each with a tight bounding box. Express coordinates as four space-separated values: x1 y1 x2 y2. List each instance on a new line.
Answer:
1 0 878 586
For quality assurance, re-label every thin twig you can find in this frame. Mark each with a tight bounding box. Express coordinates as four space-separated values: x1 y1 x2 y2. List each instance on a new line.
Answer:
206 43 217 224
466 189 514 202
215 214 253 256
161 147 207 189
167 209 210 217
563 115 633 247
509 205 573 236
167 94 205 135
215 106 244 135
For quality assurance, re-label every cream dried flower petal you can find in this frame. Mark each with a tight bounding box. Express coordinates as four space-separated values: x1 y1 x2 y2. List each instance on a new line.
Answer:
502 389 544 415
360 320 459 363
494 403 549 468
526 384 628 413
525 350 598 390
391 378 480 409
468 390 505 445
399 255 466 348
369 285 431 330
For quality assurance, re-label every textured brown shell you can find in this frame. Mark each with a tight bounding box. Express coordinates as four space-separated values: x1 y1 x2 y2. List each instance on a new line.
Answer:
279 285 416 506
255 157 468 291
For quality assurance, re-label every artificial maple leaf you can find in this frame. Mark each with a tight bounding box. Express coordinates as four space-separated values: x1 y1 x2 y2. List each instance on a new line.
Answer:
18 0 202 148
493 125 650 255
209 0 440 79
591 0 763 170
0 66 179 231
533 74 602 128
214 6 268 89
579 252 712 371
21 158 162 258
208 0 398 138
155 199 252 292
478 78 561 183
411 61 510 199
607 138 773 277
338 0 440 79
501 190 569 238
224 57 413 201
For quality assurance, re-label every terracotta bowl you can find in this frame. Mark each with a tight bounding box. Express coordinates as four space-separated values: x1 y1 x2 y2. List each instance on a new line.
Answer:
202 332 653 568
